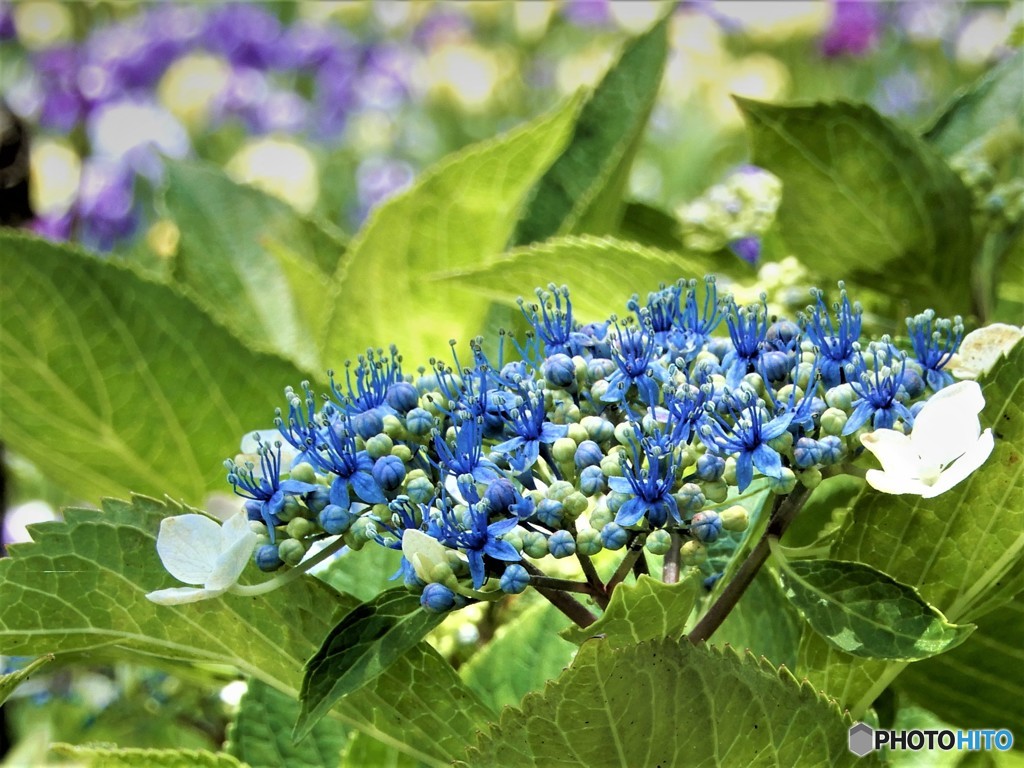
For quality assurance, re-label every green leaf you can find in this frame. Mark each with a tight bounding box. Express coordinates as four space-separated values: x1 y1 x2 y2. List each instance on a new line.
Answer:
163 161 347 373
797 340 1024 713
227 679 347 768
460 600 575 714
560 573 699 647
775 556 974 661
340 732 424 768
295 589 447 741
51 745 246 768
615 201 684 251
316 544 405 603
512 16 669 245
924 49 1024 158
318 96 582 367
0 495 490 767
781 474 862 551
0 653 52 706
0 231 309 504
711 571 803 669
896 591 1024 737
466 639 881 768
438 234 715 323
737 99 974 314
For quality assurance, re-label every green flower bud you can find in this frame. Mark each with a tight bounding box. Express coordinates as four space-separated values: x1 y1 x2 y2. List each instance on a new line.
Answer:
601 455 624 477
503 527 524 552
547 480 575 502
575 528 603 556
444 549 469 577
680 540 707 566
276 495 303 523
719 505 749 532
722 456 738 486
582 415 615 444
344 516 376 551
567 423 589 445
680 444 700 470
406 475 435 504
776 384 803 403
767 430 793 453
552 437 578 464
391 444 413 463
522 531 549 559
289 462 317 484
795 363 815 390
645 529 673 556
286 517 316 540
382 414 406 440
702 479 729 504
563 492 589 518
590 379 610 401
768 468 798 494
365 434 394 459
693 350 720 368
614 421 635 446
253 533 271 549
588 503 614 531
825 384 855 411
428 561 455 586
278 538 307 567
421 393 447 417
741 372 765 396
249 521 269 536
798 467 823 489
606 491 632 514
819 407 848 436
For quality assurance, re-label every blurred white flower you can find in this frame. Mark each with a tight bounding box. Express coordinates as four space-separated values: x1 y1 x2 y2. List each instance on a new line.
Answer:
226 138 319 214
860 381 994 499
145 512 257 605
88 99 190 180
949 324 1023 380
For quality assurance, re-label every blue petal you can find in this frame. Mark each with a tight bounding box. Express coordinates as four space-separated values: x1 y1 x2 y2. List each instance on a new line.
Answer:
467 551 486 589
725 358 746 390
760 411 795 441
607 476 633 494
493 436 525 454
842 401 873 435
351 470 386 503
487 516 520 537
328 477 351 509
519 439 540 470
614 498 646 527
280 479 321 495
484 539 521 562
539 423 569 442
735 452 754 492
752 443 783 479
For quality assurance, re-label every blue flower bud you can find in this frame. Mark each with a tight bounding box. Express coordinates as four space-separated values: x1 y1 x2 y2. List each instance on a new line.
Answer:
319 504 355 535
901 367 926 398
766 320 800 350
645 529 672 555
522 531 550 558
421 583 458 613
385 381 419 413
351 410 384 440
244 499 264 521
579 465 607 496
372 454 406 491
303 486 331 515
255 544 284 572
703 573 723 590
817 435 844 465
574 440 604 470
536 498 565 528
600 522 629 550
761 350 791 383
695 453 725 482
548 530 576 558
499 564 530 594
485 478 518 514
793 437 823 469
405 407 435 437
543 353 577 389
689 511 723 543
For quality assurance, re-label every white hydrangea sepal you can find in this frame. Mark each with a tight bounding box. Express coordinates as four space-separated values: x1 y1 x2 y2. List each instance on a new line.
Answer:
860 380 994 499
402 529 448 583
948 323 1022 380
145 512 258 605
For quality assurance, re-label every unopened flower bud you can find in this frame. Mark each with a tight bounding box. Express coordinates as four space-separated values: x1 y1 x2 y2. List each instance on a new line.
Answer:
817 435 844 465
552 437 578 464
382 414 407 441
767 430 793 453
567 423 589 444
563 492 589 518
575 528 603 556
391 444 413 463
405 407 436 437
825 384 855 411
303 486 331 515
719 505 749 532
406 475 435 504
689 511 723 543
579 465 607 496
289 462 317 484
372 454 406 491
645 529 672 555
696 453 725 482
543 353 577 389
286 517 316 540
601 455 624 477
588 503 613 531
819 407 848 436
574 440 604 469
548 530 576 558
768 468 797 494
421 583 458 613
385 382 419 414
798 467 823 489
536 498 564 527
722 456 738 485
278 538 307 567
522 531 550 559
701 479 729 504
674 483 706 513
499 564 530 594
600 522 629 550
581 415 615 443
255 544 284 572
793 437 822 469
680 539 707 566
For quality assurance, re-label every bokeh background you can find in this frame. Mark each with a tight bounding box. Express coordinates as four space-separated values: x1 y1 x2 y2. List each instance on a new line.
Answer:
0 0 1019 761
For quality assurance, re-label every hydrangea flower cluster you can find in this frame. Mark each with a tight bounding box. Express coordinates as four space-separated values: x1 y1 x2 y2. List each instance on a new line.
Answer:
209 278 973 615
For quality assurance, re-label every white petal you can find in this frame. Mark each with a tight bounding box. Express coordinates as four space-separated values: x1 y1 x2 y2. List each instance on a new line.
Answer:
206 527 259 591
145 586 226 605
949 324 1023 380
865 469 933 496
923 429 995 498
155 515 222 584
860 430 921 477
911 381 984 469
402 529 448 583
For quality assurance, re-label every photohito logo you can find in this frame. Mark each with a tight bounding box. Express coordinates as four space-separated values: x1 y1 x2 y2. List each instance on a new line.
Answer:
848 722 1015 757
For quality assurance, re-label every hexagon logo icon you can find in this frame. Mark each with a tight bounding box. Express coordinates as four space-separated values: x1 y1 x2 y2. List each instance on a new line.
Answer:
849 722 875 757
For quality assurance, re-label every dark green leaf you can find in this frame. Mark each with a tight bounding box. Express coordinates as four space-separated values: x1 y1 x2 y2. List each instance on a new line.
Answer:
560 573 699 647
775 556 974 661
615 200 685 251
467 640 880 768
513 16 669 244
163 161 346 373
295 589 447 741
460 600 574 713
437 234 715 323
0 232 309 503
227 679 347 768
924 50 1024 158
737 99 974 314
712 570 803 668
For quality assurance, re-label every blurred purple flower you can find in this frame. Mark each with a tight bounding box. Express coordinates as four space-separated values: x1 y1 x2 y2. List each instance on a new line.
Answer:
202 4 282 70
562 0 612 27
77 160 138 251
413 10 472 50
821 0 883 58
728 236 762 265
355 43 415 111
33 47 86 131
355 156 415 222
0 1 15 41
30 212 75 243
281 21 353 70
874 68 930 117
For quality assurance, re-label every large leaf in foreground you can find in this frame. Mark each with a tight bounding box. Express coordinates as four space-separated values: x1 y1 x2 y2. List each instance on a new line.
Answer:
0 232 308 503
513 15 669 244
295 590 447 741
798 341 1024 714
738 99 974 314
0 496 490 767
319 96 581 366
775 557 974 661
560 573 699 647
466 639 880 768
711 570 803 669
460 600 575 714
438 235 713 323
51 745 245 768
163 161 347 374
227 679 347 768
0 654 52 706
